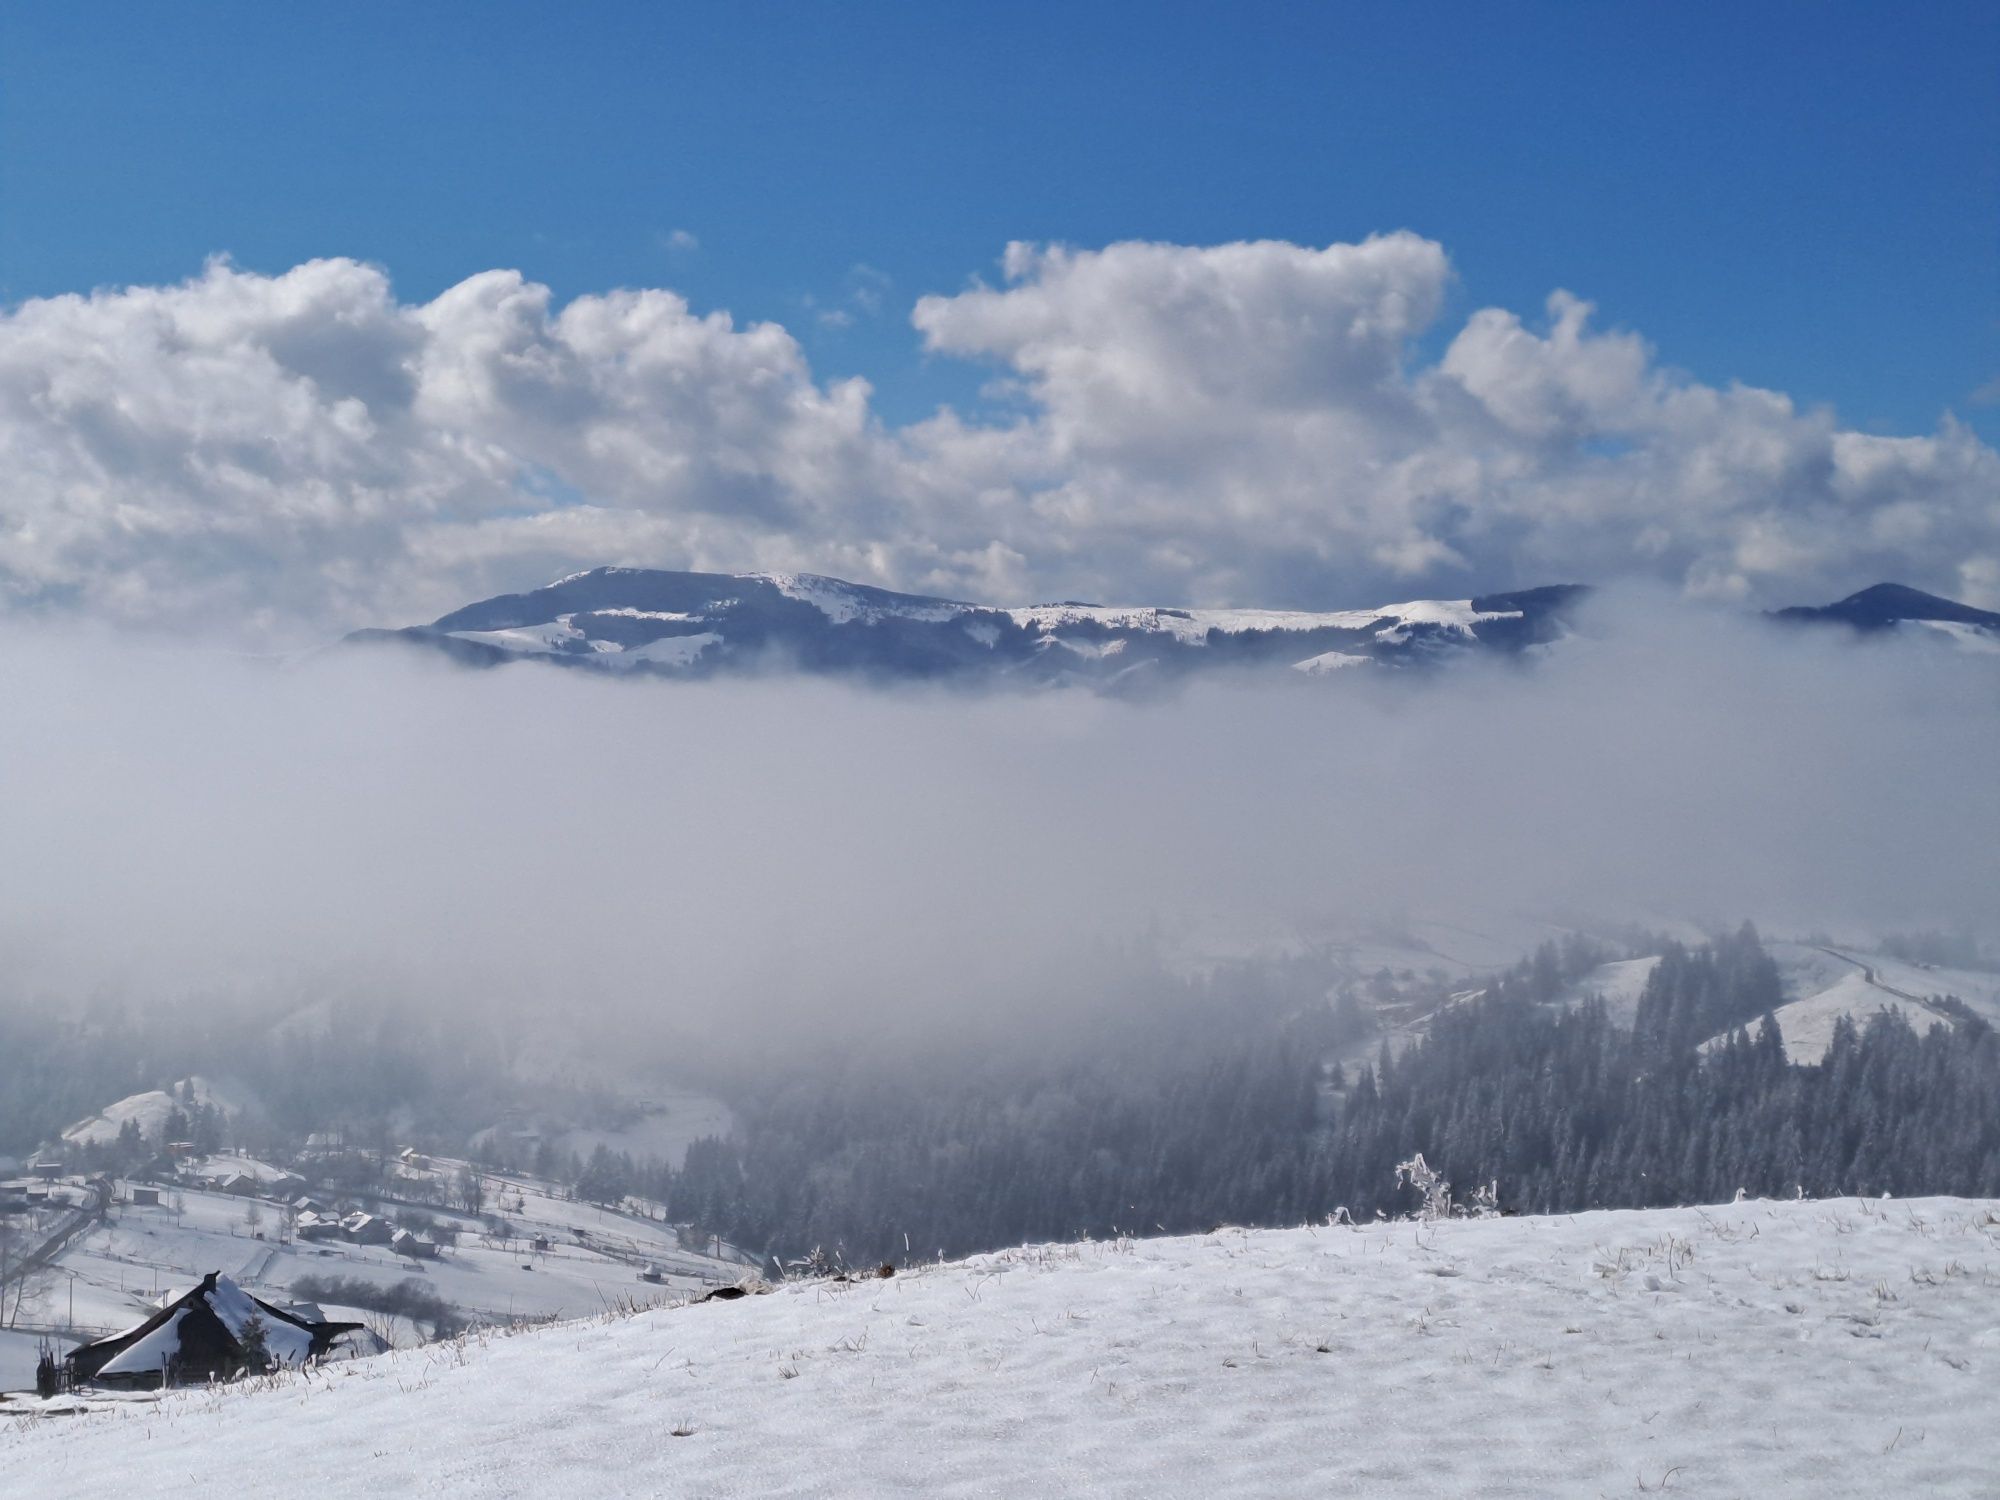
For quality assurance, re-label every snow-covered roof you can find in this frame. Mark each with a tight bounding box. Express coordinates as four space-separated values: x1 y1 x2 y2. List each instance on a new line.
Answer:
97 1307 192 1379
84 1273 325 1382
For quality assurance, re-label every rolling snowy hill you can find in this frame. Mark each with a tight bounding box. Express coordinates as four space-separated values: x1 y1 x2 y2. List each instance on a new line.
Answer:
1538 940 2000 1066
60 1079 250 1149
7 1197 1997 1497
1738 942 2000 1064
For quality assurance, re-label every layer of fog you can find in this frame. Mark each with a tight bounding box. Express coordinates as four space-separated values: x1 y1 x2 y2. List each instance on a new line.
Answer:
0 589 1992 1066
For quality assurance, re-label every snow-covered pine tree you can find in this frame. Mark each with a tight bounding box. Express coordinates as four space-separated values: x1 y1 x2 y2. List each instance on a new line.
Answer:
237 1314 272 1376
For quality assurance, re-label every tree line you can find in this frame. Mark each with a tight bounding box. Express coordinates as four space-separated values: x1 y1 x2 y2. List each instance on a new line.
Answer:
647 924 2000 1264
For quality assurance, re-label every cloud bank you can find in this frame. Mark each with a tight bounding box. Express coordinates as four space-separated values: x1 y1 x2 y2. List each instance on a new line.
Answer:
0 236 1994 644
0 598 1992 1051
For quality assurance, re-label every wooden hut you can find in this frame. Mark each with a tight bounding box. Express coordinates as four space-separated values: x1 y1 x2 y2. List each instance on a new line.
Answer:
66 1273 361 1390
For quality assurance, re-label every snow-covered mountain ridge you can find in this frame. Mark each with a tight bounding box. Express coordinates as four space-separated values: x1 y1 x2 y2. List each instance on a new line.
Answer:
10 1197 1998 1497
346 568 1587 685
346 571 2000 685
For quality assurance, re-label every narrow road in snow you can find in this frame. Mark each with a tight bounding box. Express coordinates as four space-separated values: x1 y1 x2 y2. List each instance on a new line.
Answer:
1811 945 1958 1022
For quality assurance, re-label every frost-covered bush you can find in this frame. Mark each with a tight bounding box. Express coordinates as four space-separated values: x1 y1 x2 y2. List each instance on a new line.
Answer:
1393 1155 1500 1221
1395 1154 1454 1220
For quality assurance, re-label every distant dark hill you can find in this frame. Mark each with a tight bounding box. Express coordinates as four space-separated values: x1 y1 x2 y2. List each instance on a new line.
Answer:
1772 583 2000 643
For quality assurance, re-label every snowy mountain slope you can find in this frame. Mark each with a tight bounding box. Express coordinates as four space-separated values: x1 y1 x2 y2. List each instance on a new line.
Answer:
8 1197 1999 1497
345 568 1587 685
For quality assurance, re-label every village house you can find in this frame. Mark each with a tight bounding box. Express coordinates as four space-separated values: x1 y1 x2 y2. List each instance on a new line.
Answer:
341 1211 393 1245
391 1227 438 1259
65 1272 362 1390
295 1211 342 1241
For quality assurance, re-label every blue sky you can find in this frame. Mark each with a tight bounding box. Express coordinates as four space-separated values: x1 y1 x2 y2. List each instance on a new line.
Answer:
0 3 1994 637
2 1 1993 435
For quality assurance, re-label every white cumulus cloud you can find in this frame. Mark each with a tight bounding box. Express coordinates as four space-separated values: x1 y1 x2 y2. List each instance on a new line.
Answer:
0 238 1991 644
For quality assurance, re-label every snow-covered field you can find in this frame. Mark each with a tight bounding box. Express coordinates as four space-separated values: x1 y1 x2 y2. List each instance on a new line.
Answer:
1554 955 1663 1027
8 1197 1999 1497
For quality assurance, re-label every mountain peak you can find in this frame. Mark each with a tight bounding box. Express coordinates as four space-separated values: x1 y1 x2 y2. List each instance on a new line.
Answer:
1774 582 2000 632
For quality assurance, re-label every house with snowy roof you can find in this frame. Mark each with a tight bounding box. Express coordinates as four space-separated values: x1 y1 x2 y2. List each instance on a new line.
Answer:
66 1273 362 1390
295 1210 342 1241
342 1211 393 1244
391 1227 438 1259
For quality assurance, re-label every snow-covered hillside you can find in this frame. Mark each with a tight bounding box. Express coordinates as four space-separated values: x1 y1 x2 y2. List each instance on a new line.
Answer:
9 1197 1999 1497
1553 955 1663 1027
1770 942 2000 1020
61 1078 247 1148
1741 972 1940 1065
1744 942 2000 1063
1537 941 2000 1065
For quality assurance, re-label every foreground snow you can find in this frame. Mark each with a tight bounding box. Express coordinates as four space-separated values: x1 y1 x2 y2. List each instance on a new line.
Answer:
7 1198 1999 1497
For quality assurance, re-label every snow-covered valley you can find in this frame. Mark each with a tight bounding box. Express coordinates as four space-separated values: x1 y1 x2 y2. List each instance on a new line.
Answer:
7 1197 2000 1497
0 1157 755 1395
